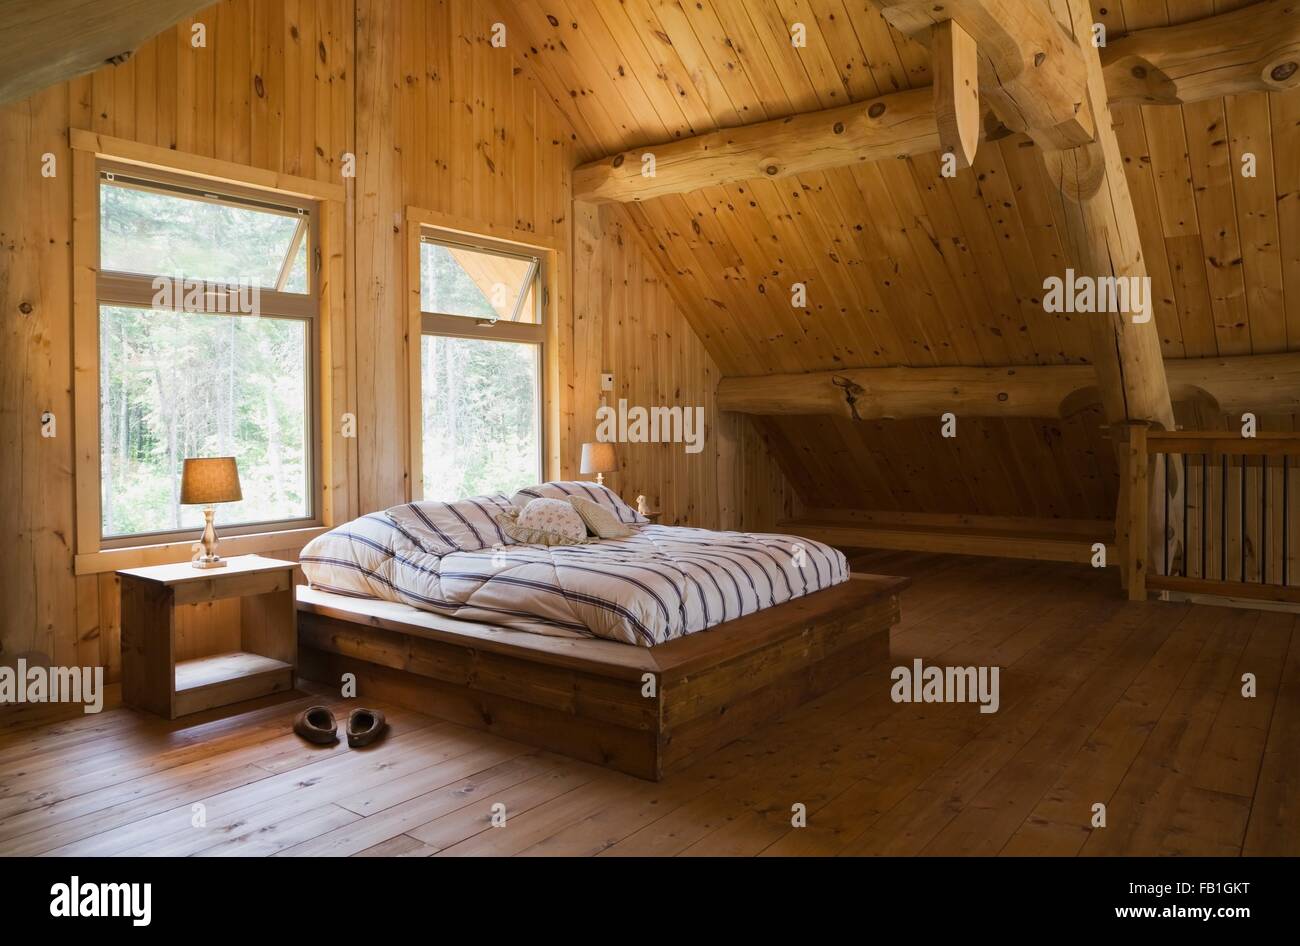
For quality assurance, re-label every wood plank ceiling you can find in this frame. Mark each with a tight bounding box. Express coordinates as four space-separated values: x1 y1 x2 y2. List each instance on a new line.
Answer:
498 0 1300 521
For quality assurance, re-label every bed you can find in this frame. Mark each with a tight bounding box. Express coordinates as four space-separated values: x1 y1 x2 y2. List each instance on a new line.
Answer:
295 484 907 779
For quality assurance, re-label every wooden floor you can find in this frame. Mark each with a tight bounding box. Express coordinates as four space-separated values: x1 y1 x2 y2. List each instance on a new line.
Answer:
2 552 1297 857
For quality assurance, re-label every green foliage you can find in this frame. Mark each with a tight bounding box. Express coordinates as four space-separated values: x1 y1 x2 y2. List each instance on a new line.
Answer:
420 244 498 318
421 335 540 500
100 306 309 537
100 181 307 291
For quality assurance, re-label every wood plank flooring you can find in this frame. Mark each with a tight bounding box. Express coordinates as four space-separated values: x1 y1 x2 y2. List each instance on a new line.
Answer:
2 552 1297 857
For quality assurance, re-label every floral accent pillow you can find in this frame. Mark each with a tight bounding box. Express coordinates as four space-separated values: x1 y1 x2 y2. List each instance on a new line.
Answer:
494 499 589 546
568 495 633 539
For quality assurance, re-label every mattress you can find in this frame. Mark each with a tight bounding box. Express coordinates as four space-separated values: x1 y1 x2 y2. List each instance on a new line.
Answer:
300 516 848 646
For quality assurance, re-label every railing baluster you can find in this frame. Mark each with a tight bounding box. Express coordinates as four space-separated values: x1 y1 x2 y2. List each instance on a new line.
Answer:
1163 452 1170 578
1262 456 1268 585
1183 453 1189 578
1241 454 1248 582
1222 454 1228 581
1201 453 1208 579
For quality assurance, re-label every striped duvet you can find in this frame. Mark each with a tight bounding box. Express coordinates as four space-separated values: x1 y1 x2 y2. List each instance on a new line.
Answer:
300 507 848 647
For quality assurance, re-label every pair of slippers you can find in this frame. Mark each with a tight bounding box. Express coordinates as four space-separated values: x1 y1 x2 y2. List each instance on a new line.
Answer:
293 706 387 747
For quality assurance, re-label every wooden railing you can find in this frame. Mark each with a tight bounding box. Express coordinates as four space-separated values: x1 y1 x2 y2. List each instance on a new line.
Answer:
1120 425 1300 604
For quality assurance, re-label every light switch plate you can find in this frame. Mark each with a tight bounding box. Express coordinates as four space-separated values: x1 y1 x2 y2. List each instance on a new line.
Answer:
600 372 614 391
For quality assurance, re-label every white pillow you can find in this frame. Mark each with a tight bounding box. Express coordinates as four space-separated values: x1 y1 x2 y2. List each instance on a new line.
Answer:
511 481 648 525
517 497 588 543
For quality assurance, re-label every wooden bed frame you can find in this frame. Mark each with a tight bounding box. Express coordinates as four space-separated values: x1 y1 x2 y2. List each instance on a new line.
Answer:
295 573 908 780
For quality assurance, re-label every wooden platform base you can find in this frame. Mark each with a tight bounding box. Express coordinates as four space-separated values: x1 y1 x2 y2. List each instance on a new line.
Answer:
296 574 905 780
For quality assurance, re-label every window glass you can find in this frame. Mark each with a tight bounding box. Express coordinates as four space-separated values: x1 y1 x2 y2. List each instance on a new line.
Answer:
420 334 540 500
99 305 310 538
420 240 538 323
100 177 309 293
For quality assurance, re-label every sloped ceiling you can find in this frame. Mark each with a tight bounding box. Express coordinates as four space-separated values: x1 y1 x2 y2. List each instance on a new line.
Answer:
0 0 212 105
498 0 1300 520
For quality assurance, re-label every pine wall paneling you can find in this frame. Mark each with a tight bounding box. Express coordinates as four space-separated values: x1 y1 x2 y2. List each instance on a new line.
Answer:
569 201 793 531
1 0 764 682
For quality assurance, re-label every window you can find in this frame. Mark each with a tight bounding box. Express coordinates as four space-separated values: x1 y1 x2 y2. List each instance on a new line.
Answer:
418 232 544 500
97 165 317 543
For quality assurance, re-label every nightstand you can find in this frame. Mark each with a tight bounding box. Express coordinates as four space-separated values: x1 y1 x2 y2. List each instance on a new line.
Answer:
644 511 662 524
118 555 297 719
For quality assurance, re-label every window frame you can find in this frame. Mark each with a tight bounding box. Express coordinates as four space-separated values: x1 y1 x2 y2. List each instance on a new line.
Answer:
71 131 351 573
406 210 559 502
94 160 323 549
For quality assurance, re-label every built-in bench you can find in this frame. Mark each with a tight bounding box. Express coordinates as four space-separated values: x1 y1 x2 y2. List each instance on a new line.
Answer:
784 510 1115 565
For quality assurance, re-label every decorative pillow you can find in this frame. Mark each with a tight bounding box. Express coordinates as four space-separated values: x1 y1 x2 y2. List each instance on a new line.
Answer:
384 494 516 554
495 505 588 547
510 481 648 525
568 495 633 539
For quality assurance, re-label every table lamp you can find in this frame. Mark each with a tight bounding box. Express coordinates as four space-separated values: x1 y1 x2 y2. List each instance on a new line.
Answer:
181 457 243 569
580 442 617 486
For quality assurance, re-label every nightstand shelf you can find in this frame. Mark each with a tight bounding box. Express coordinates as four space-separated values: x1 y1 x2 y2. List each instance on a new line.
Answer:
119 555 298 719
173 651 294 717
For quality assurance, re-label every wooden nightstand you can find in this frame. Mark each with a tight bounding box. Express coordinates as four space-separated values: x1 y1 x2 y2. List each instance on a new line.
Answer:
643 511 663 524
119 555 298 719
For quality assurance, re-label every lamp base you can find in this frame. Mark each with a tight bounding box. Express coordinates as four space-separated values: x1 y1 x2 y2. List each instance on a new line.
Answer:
191 505 227 568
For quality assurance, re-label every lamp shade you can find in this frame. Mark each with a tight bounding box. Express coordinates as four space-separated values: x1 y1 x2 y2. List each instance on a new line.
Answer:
580 441 617 475
180 457 243 505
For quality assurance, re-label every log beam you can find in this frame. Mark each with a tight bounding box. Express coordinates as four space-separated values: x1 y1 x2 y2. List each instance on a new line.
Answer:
1101 0 1300 106
932 19 982 169
573 87 940 204
574 2 1291 203
875 0 1093 150
717 364 1095 421
716 354 1300 421
1046 0 1180 577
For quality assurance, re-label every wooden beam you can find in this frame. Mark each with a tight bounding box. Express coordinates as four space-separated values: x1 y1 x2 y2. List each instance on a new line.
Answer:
1167 353 1300 416
572 87 939 203
717 364 1096 420
573 3 1294 203
0 0 211 106
932 19 981 169
717 353 1300 420
1101 0 1300 106
1046 0 1181 573
876 0 1093 150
